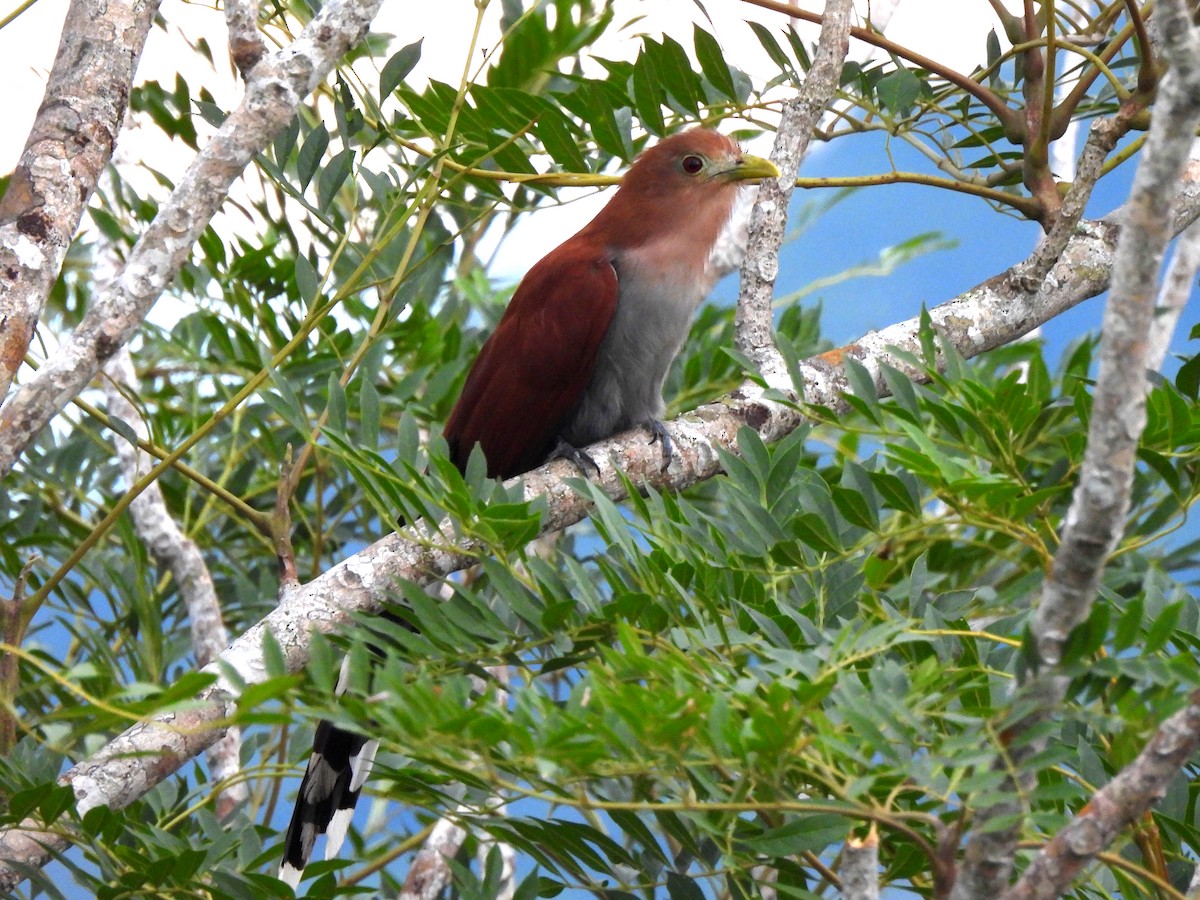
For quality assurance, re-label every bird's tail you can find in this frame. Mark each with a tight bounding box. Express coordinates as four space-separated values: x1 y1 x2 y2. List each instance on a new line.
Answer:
279 639 382 890
280 606 419 888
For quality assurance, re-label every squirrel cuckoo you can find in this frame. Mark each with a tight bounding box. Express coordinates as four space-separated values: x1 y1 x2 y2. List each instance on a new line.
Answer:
280 129 778 887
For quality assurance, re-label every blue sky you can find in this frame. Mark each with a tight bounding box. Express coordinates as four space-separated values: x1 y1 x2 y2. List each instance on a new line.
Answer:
711 130 1198 376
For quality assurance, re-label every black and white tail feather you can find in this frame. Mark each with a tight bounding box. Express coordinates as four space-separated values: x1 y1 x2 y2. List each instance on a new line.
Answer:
279 654 379 889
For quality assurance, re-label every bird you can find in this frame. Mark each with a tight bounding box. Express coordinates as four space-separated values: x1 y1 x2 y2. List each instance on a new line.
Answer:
279 128 778 888
444 128 779 479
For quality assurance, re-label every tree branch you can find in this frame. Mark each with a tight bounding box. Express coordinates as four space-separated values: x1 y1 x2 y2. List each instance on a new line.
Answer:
225 0 266 76
841 828 880 900
0 0 385 481
103 348 247 819
1032 0 1200 667
736 0 853 386
0 0 160 400
1005 695 1200 900
1148 211 1200 371
2 167 1199 887
399 813 467 900
738 0 1018 131
954 3 1200 896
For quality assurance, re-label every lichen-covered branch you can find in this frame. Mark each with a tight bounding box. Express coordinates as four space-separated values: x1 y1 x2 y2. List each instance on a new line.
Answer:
736 0 853 388
954 2 1200 896
225 0 266 76
841 828 880 900
103 348 247 818
398 813 467 900
0 0 160 400
0 698 236 891
0 0 385 481
1148 191 1200 371
1032 0 1200 666
1005 695 1200 900
1 169 1195 887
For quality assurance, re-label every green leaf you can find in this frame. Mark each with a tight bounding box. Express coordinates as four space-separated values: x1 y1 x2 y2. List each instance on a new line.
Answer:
261 628 287 678
1175 352 1200 399
877 66 922 117
648 36 702 115
748 22 795 78
360 379 380 449
1145 601 1183 653
273 114 300 165
582 82 630 158
632 53 666 135
693 25 736 100
297 123 330 189
986 29 1002 88
832 485 878 531
106 414 140 448
740 814 847 856
194 100 226 128
294 253 319 302
535 106 586 171
380 39 423 100
666 871 706 900
317 147 354 209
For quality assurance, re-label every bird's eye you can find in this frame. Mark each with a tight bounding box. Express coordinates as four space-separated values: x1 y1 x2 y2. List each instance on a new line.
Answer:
681 155 705 175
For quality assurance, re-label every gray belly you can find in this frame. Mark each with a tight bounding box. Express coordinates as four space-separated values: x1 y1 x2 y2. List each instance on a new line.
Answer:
562 266 704 447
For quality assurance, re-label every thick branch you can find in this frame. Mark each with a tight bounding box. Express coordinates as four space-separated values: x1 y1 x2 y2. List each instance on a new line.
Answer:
1005 695 1200 899
399 813 467 900
0 0 160 400
104 349 247 818
841 829 880 900
0 0 385 481
736 0 853 385
1148 212 1200 370
2 174 1197 887
955 4 1200 896
0 698 236 890
1009 116 1120 290
225 0 267 76
1032 0 1200 666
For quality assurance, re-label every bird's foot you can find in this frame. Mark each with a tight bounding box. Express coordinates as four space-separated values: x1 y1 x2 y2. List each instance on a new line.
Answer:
549 437 602 478
646 419 673 472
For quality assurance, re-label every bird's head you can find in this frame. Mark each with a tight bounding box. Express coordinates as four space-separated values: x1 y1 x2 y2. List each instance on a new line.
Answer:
628 128 780 190
587 129 779 250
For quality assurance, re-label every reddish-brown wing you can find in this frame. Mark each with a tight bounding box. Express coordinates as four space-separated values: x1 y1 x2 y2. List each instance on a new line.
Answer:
444 239 618 479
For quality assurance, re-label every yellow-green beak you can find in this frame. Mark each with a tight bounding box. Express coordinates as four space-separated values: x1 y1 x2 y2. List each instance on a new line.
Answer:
721 153 780 184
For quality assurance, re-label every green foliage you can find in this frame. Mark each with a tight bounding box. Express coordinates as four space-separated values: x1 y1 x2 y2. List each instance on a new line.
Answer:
2 0 1198 898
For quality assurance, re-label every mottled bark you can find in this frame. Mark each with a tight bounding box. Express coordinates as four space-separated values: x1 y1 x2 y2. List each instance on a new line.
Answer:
0 0 384 481
1006 696 1200 900
225 0 266 76
1033 0 1200 668
736 0 854 388
1148 205 1200 371
1 161 1194 888
399 814 467 900
955 2 1200 897
0 0 159 400
104 349 246 818
841 829 880 900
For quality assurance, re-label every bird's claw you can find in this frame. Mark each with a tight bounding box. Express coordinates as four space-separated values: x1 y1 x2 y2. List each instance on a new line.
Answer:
550 437 602 478
647 420 673 472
